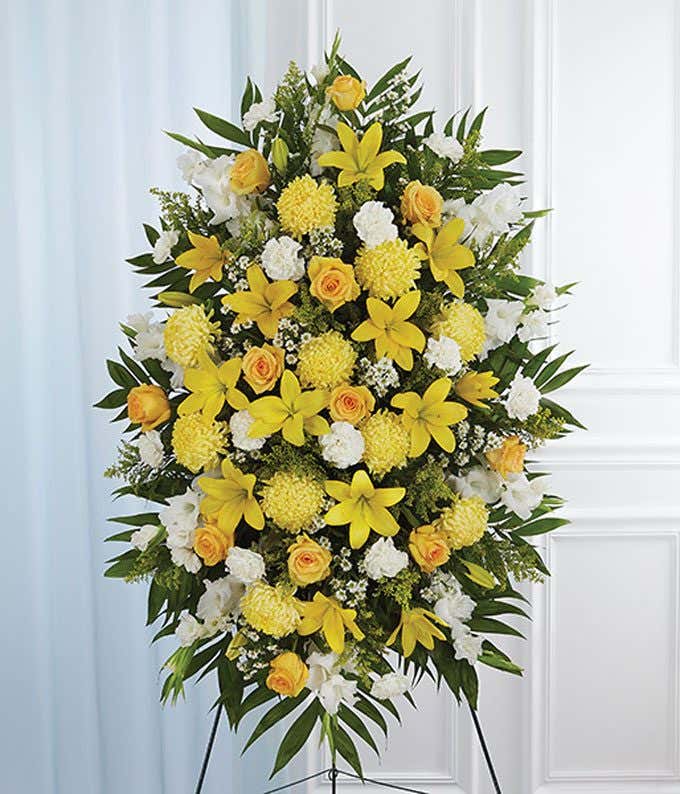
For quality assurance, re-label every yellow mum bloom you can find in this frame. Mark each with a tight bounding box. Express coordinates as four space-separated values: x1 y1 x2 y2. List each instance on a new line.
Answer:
435 496 489 550
317 121 406 191
198 458 265 534
391 377 468 457
297 592 365 654
430 301 485 362
171 413 227 473
276 175 337 239
241 583 300 638
175 231 233 293
360 410 410 476
352 291 425 371
297 330 357 389
455 370 500 408
325 469 405 549
222 265 297 338
260 471 326 532
387 608 447 657
164 304 219 369
354 239 421 299
178 350 249 422
413 218 474 298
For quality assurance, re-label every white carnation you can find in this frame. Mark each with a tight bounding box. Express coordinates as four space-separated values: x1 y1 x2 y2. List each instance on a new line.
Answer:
529 283 557 310
500 473 547 520
242 97 277 132
160 487 201 543
170 546 202 574
152 230 179 264
423 132 464 163
177 149 205 184
353 201 398 248
452 466 503 504
370 672 410 700
364 537 409 580
225 547 265 585
485 299 525 350
193 155 251 226
319 421 365 469
133 322 165 362
318 674 357 716
260 236 305 281
453 633 483 664
423 335 462 375
176 613 206 647
504 373 541 420
518 309 549 343
130 524 158 552
434 591 475 626
132 430 164 469
229 410 267 451
196 576 244 635
162 359 184 391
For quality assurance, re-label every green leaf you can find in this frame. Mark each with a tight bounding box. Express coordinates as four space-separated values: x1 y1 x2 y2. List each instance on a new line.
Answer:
460 662 479 709
194 108 251 147
540 397 587 430
118 347 150 384
236 684 278 727
143 224 159 246
541 364 589 393
534 351 574 388
354 696 388 736
242 690 310 754
104 529 134 542
469 107 487 136
513 516 570 537
523 344 558 378
217 657 244 727
468 617 525 638
270 698 320 777
338 704 379 755
333 723 363 778
479 651 523 675
93 388 128 409
106 360 138 389
104 556 137 578
474 600 530 619
366 57 411 102
147 579 167 625
163 131 217 157
479 149 522 165
108 513 160 526
240 77 254 119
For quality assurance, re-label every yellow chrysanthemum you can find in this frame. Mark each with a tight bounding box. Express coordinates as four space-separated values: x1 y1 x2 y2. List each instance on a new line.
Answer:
260 471 326 532
164 305 219 369
360 410 410 476
354 239 421 299
297 330 356 389
277 175 337 239
435 496 489 550
430 302 485 362
171 413 227 473
240 582 300 638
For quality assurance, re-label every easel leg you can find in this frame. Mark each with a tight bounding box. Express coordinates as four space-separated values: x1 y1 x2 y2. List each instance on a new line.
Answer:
194 704 223 794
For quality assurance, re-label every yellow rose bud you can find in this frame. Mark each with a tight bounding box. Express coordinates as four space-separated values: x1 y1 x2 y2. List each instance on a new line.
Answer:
326 75 366 111
271 137 289 173
242 344 285 394
408 524 450 573
230 148 271 195
329 383 375 425
308 256 360 312
193 517 234 566
266 651 309 697
486 435 527 479
287 533 332 586
455 370 500 408
127 384 171 431
401 180 443 227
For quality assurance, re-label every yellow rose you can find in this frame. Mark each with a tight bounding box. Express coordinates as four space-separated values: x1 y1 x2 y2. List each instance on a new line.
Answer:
408 524 450 573
242 344 284 394
287 533 332 586
308 256 360 312
326 75 366 111
486 435 527 479
401 180 443 227
193 517 234 566
329 383 375 425
127 384 171 431
266 651 309 697
229 148 271 195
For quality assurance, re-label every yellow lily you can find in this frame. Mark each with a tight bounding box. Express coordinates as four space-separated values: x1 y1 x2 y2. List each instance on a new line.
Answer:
386 607 447 657
317 121 406 191
222 265 297 338
178 349 249 421
198 458 264 534
248 370 329 446
351 291 425 371
297 592 365 654
325 469 405 549
176 231 233 293
391 377 468 457
412 218 474 298
455 370 500 408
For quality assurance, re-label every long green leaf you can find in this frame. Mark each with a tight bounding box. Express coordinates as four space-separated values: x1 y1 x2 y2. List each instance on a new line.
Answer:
242 690 310 754
338 704 379 755
541 365 588 393
270 698 321 777
334 723 363 778
194 108 251 147
513 516 570 537
354 696 388 736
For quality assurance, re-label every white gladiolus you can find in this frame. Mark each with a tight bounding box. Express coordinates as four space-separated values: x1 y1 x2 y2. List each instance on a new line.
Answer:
130 524 158 552
500 473 547 520
452 466 503 504
193 155 250 226
484 299 525 350
176 613 206 647
453 633 484 664
434 591 475 626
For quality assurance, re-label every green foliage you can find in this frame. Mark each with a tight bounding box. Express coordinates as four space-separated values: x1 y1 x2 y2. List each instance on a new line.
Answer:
376 568 421 610
400 458 454 521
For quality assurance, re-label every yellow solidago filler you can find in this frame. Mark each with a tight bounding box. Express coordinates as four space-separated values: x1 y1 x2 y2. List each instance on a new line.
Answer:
241 582 300 638
352 292 425 371
430 301 485 362
164 304 219 369
435 496 489 550
276 175 337 239
175 231 233 293
354 239 421 300
266 652 309 697
260 471 326 532
297 330 357 390
199 458 265 534
387 608 447 657
360 410 410 476
287 533 332 585
486 435 526 478
455 370 500 408
171 413 227 473
297 592 365 654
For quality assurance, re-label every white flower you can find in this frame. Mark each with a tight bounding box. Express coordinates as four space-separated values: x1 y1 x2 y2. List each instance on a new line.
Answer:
500 473 547 520
475 184 523 232
225 547 265 585
132 430 164 469
318 674 357 715
193 155 251 226
152 230 179 264
126 312 153 334
196 576 244 634
130 524 158 552
453 633 483 664
176 613 206 647
310 62 329 84
518 309 549 343
160 487 201 545
133 323 166 361
435 591 475 626
452 466 503 504
529 283 557 311
162 359 184 391
364 537 409 580
306 651 339 691
504 373 540 420
229 410 266 451
352 201 398 248
319 421 365 469
370 672 409 700
170 546 202 574
311 106 338 176
242 98 277 132
484 299 525 350
177 149 205 184
423 335 462 375
442 198 491 246
260 236 305 281
423 132 464 163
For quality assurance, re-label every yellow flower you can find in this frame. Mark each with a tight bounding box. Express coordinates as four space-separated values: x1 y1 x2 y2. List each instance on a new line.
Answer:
248 370 329 446
308 256 360 312
175 231 232 293
326 75 366 111
276 175 337 239
435 496 488 550
171 413 227 473
351 291 425 371
318 121 406 191
178 350 248 421
260 471 326 532
242 344 285 394
287 533 332 586
222 264 297 338
354 239 421 299
360 410 410 476
413 218 475 298
193 516 234 566
127 384 171 431
266 652 309 697
430 301 485 362
387 608 447 657
401 181 443 227
229 148 271 194
297 592 365 654
324 469 405 549
329 383 375 425
241 582 300 638
198 458 265 534
486 435 526 478
164 304 220 368
297 330 357 390
455 370 500 408
391 377 468 457
408 524 450 573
